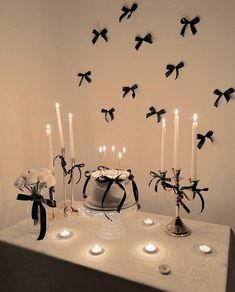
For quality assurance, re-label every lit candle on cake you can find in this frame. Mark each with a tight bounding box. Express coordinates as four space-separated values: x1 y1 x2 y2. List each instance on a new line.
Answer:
102 145 106 167
191 114 198 181
174 109 180 170
55 103 65 151
45 124 54 173
68 113 75 160
122 147 126 169
112 146 115 168
118 152 122 170
99 146 103 166
160 119 166 172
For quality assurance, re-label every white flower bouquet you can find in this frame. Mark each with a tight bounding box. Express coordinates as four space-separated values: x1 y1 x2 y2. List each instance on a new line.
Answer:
14 168 56 240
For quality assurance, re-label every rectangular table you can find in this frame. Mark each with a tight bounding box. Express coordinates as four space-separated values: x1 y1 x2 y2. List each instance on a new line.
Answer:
0 204 231 292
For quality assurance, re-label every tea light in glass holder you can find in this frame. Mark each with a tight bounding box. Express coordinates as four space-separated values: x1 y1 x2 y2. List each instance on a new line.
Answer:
199 244 211 254
59 230 71 238
143 218 154 226
143 242 157 254
89 244 104 256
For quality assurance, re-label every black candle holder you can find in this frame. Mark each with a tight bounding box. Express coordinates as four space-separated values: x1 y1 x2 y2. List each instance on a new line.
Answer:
149 168 208 237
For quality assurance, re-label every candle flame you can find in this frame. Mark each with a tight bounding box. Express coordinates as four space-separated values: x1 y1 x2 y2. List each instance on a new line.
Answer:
102 145 106 152
193 113 198 122
162 118 166 124
55 102 60 108
68 113 73 119
123 147 126 154
174 109 179 116
118 152 122 159
112 146 115 152
46 124 51 130
99 146 103 153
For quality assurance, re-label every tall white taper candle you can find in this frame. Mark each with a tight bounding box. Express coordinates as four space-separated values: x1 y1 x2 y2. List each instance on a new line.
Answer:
55 103 65 150
45 124 54 173
174 109 179 170
191 114 198 181
68 113 75 160
160 119 166 172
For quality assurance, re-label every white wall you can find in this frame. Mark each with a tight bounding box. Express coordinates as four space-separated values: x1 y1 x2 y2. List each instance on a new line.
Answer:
1 0 235 234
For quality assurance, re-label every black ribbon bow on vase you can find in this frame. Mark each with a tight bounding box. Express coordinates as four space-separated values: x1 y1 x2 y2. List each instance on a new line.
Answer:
181 181 209 213
119 3 138 22
101 108 115 123
92 28 108 44
53 155 67 175
197 131 213 149
180 16 200 37
135 33 153 50
146 106 166 123
165 62 184 80
17 193 56 240
123 84 138 98
149 171 171 192
77 71 92 87
67 163 85 184
213 88 234 107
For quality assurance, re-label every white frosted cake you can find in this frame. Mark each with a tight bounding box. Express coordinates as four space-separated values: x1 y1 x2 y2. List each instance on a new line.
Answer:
83 169 137 211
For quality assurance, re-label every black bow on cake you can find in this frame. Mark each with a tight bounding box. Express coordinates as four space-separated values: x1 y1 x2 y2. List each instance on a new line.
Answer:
135 33 153 50
17 193 56 240
101 108 115 122
119 3 138 22
149 171 171 192
213 88 234 107
92 28 108 44
180 16 200 37
77 71 92 87
146 106 166 123
197 131 213 149
53 155 67 175
165 62 184 80
123 84 138 98
67 163 85 184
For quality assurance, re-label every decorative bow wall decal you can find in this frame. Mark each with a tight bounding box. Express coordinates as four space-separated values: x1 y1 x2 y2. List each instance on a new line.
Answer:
135 33 153 50
123 84 138 98
92 28 108 44
213 88 234 107
197 131 213 149
180 16 200 37
146 106 166 123
77 71 92 86
165 62 184 79
101 107 115 122
119 3 138 22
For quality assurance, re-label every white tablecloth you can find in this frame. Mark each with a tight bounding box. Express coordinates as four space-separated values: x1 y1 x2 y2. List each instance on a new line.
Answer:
0 203 231 292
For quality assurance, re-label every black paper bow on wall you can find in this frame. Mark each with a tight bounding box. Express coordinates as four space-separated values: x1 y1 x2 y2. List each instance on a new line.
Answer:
180 16 200 37
165 62 184 80
77 71 92 87
146 106 166 123
123 84 138 98
101 108 115 122
17 193 56 240
67 163 85 184
119 3 138 22
197 131 213 149
135 33 153 50
92 28 108 44
213 88 234 107
53 155 67 176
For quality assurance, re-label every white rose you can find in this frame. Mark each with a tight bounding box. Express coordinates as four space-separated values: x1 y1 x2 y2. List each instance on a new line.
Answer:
38 168 51 183
14 176 26 189
22 169 39 185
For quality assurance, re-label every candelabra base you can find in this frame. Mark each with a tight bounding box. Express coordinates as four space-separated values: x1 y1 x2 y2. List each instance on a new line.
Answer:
164 216 191 237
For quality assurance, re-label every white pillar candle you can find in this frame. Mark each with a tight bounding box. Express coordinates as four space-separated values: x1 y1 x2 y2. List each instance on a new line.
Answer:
55 103 65 150
118 152 122 169
45 124 54 173
99 146 103 165
112 146 115 168
102 145 106 166
191 114 198 181
160 118 166 172
68 113 75 160
122 147 126 169
174 109 180 170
